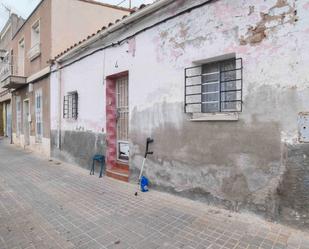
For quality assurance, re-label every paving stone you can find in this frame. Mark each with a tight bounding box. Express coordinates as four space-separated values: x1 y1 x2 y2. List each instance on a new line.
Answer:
0 141 308 249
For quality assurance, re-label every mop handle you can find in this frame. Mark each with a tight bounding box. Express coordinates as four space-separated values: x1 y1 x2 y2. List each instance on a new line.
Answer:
138 138 154 181
138 158 146 181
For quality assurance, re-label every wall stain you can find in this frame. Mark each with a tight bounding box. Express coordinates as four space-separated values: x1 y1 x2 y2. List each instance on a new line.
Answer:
51 130 106 170
278 144 309 229
129 100 309 229
129 101 284 218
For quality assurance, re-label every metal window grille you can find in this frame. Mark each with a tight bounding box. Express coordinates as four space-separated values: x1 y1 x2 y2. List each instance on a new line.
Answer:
184 58 243 113
116 76 129 161
63 91 78 119
35 89 43 142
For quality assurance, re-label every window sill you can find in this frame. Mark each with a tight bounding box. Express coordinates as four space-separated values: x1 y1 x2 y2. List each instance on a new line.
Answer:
28 43 41 61
29 51 41 61
189 112 239 122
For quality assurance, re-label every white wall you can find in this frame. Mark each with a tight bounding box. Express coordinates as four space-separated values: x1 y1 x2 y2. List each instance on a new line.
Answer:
51 51 106 133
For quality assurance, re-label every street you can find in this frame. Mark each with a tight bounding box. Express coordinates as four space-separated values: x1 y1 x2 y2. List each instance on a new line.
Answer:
0 139 308 249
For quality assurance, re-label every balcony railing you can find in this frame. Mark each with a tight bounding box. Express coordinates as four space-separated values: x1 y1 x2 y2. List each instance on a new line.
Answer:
28 43 41 61
0 63 15 82
0 60 26 89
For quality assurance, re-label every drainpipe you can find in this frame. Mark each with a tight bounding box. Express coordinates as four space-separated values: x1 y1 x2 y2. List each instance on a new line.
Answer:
56 62 62 150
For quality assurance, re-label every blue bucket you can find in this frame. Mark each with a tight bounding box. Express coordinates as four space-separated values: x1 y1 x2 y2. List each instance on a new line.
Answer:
140 176 149 192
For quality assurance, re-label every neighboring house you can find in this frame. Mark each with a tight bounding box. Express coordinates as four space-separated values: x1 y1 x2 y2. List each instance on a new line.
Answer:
0 13 24 138
0 0 130 155
50 0 309 228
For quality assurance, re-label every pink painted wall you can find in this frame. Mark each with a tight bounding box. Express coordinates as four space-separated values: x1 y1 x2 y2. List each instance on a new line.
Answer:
106 78 117 170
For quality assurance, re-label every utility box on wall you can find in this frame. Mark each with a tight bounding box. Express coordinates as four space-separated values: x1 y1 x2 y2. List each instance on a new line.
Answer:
298 112 309 142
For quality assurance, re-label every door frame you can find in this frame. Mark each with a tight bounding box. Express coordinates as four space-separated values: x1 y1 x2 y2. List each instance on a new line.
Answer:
105 71 129 170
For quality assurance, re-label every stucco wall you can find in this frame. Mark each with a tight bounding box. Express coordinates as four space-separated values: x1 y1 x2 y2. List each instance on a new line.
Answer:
51 0 309 228
11 0 52 77
12 76 50 156
51 0 130 58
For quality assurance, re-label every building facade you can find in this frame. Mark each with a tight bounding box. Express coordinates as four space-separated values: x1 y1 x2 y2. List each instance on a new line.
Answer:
0 0 130 155
50 0 309 228
0 13 24 138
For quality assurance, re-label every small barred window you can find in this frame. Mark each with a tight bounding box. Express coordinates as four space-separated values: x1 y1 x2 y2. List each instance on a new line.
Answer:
63 91 78 119
184 57 243 113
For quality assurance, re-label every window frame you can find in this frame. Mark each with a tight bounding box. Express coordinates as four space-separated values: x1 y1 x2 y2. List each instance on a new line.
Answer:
31 19 40 47
35 89 43 142
184 57 243 114
63 91 78 120
201 58 239 113
17 37 25 75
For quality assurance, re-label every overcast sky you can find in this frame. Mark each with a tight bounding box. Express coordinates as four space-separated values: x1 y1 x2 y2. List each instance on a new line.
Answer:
0 0 154 31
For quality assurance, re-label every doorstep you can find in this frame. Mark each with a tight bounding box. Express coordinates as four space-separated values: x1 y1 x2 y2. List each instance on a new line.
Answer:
106 162 129 182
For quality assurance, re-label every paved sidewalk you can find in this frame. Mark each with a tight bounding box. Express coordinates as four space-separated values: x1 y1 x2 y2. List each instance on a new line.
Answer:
0 140 308 249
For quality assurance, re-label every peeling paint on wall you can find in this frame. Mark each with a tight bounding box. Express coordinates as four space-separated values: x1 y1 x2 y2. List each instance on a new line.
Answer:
240 0 298 45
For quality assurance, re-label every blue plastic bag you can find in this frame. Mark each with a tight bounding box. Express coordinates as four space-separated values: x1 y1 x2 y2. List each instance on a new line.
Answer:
140 176 149 192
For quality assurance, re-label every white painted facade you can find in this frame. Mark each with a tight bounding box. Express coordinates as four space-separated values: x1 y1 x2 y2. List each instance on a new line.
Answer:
50 0 309 227
51 52 106 133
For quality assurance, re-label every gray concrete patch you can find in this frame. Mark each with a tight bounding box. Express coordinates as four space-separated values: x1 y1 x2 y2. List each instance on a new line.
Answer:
51 130 106 170
278 144 309 229
129 102 309 229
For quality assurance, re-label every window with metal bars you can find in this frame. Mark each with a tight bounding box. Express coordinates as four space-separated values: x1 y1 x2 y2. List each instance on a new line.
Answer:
184 58 243 113
63 91 78 119
35 89 43 142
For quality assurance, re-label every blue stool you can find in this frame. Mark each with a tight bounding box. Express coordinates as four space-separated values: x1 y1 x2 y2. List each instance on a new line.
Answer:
90 155 105 178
